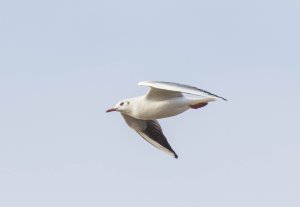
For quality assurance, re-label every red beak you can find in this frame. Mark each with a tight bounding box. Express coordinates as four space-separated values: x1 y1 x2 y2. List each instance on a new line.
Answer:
106 108 117 113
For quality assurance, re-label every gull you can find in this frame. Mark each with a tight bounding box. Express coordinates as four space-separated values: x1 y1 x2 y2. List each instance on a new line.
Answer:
106 81 227 159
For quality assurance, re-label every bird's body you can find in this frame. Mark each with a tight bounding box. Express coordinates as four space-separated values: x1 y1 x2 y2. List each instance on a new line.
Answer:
124 96 215 120
106 81 226 158
135 96 189 120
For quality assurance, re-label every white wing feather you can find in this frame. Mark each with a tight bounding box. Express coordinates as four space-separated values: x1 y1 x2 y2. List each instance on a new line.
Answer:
121 114 178 158
139 81 227 101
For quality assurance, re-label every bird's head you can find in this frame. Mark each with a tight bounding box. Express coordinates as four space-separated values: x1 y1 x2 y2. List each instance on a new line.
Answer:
106 99 132 114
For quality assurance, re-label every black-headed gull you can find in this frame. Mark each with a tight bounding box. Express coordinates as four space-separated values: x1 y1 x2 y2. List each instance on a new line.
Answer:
106 81 226 158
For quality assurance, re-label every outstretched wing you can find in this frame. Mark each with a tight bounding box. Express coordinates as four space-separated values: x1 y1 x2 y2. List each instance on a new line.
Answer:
139 81 227 101
143 87 183 101
121 114 178 158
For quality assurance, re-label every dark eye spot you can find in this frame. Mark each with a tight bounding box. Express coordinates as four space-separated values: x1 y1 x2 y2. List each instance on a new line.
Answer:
127 101 130 105
120 102 124 106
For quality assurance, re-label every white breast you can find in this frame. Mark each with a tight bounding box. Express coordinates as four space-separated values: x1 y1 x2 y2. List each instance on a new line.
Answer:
131 97 190 120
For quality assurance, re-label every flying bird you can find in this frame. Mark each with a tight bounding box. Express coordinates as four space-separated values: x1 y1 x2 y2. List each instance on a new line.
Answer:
106 81 226 158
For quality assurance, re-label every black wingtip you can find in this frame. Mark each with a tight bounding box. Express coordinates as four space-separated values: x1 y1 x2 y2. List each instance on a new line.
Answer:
216 96 227 101
174 153 178 159
216 95 227 101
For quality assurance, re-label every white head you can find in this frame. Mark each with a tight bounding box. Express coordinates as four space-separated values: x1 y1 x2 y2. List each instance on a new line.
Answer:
106 99 133 114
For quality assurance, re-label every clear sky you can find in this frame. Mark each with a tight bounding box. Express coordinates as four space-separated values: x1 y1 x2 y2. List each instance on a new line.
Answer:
0 0 299 206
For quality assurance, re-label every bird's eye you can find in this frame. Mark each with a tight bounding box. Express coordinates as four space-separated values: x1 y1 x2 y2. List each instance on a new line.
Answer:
127 101 130 105
120 102 124 106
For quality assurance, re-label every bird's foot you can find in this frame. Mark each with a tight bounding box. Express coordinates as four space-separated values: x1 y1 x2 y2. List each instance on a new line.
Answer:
189 102 208 109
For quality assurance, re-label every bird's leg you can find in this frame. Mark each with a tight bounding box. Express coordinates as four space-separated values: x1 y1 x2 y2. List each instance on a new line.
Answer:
189 102 208 109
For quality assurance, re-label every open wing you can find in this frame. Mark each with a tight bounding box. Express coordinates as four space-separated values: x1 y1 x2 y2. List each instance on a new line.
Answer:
143 87 183 101
121 114 178 158
139 81 227 101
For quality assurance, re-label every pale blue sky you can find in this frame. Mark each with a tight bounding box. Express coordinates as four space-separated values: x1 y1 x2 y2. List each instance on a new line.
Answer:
0 0 299 206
